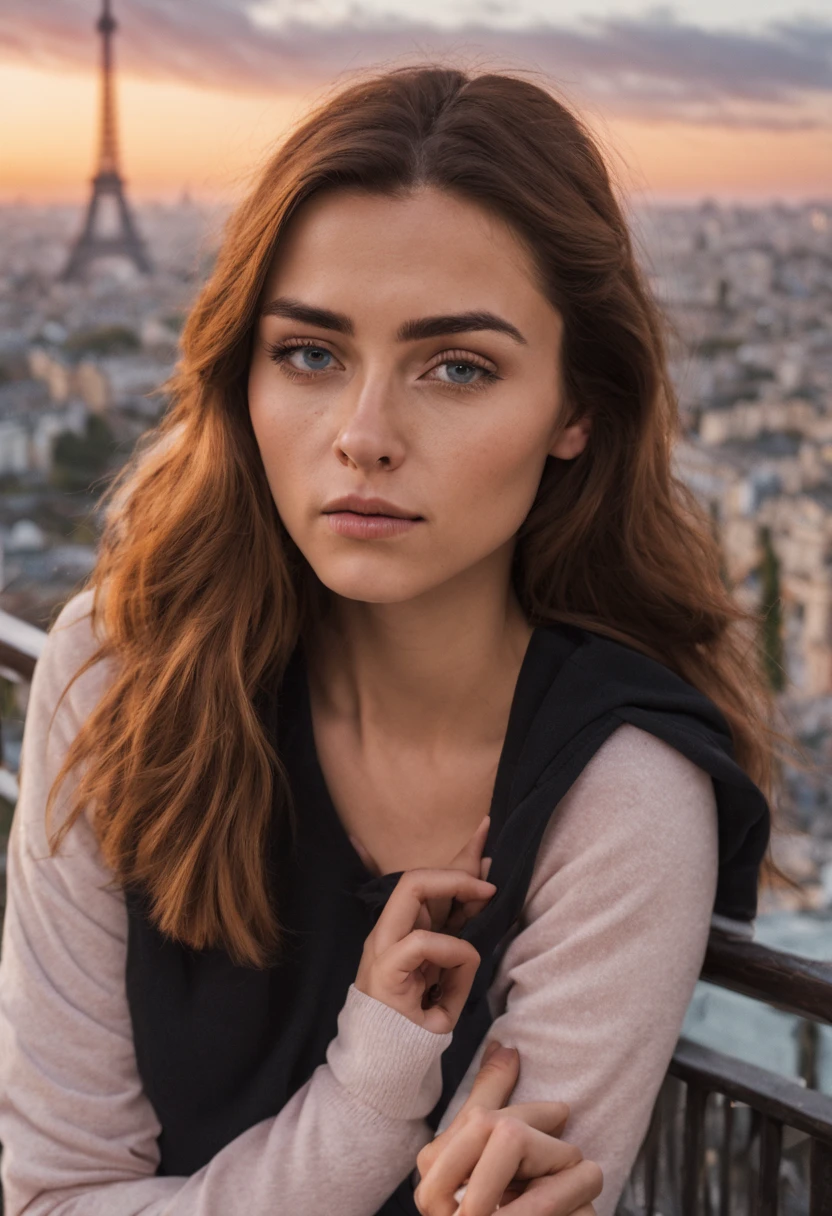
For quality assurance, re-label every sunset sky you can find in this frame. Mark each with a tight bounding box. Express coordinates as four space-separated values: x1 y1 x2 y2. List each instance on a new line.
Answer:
1 0 830 204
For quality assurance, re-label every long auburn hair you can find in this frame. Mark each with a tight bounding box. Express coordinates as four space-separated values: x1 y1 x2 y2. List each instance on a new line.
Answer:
45 64 782 968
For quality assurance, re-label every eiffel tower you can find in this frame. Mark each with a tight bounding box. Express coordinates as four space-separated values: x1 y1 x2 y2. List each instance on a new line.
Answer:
61 0 152 281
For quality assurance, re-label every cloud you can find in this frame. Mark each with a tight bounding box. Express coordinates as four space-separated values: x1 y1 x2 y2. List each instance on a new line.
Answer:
1 1 831 129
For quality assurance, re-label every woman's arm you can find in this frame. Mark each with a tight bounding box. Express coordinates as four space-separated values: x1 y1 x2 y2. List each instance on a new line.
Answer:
0 591 450 1216
433 721 719 1216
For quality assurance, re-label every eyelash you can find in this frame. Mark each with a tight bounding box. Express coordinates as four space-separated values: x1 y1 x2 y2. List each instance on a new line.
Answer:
264 339 500 394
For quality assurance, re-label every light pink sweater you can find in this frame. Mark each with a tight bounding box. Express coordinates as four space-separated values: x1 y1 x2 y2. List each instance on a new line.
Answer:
0 589 723 1216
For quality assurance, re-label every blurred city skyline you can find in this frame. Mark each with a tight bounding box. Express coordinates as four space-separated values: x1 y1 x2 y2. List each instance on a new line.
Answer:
1 0 830 205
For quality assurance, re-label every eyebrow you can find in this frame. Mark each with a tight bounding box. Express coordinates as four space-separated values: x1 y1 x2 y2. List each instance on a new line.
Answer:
260 295 528 345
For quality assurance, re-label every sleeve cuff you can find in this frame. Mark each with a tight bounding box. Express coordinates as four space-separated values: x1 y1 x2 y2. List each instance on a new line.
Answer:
325 983 453 1120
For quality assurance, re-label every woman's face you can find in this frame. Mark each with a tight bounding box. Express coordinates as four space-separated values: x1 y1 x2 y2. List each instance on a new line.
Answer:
248 186 589 605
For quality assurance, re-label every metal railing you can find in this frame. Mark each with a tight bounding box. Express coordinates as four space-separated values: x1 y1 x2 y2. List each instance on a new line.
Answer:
0 607 45 807
2 610 832 1214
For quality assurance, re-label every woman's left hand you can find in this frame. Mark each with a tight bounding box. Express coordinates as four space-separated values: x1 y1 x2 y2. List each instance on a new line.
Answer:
414 1039 602 1216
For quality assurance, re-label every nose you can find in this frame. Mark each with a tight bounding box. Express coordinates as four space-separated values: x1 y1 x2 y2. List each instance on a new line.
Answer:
333 373 406 473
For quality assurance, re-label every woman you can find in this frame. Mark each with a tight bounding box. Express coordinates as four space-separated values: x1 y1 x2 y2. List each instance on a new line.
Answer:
0 65 772 1216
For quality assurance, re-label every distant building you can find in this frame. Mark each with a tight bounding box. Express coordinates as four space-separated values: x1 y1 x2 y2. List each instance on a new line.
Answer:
27 346 168 417
0 379 87 476
73 354 168 416
699 398 817 446
678 436 832 698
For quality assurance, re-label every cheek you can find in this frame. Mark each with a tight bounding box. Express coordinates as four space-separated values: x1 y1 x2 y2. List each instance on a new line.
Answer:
437 410 551 534
248 370 323 507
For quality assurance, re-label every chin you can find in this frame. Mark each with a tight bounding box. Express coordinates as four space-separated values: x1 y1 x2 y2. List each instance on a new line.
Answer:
307 553 446 605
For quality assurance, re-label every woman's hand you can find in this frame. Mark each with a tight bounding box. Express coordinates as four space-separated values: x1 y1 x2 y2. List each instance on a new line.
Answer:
350 816 495 1009
353 867 498 1034
349 814 494 934
413 1040 603 1216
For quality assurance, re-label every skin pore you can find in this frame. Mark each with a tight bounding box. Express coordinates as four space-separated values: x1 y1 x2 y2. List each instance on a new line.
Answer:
248 186 590 877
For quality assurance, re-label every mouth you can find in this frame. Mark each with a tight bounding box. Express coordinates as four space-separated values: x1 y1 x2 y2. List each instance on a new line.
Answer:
329 509 424 520
322 499 425 539
322 496 424 521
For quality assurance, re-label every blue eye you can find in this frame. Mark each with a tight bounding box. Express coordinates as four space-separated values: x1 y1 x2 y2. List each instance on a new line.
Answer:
431 358 499 391
441 362 480 384
297 347 331 370
266 340 335 374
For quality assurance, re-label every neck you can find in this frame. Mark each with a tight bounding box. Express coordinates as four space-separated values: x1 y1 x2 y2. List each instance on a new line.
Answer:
305 547 534 751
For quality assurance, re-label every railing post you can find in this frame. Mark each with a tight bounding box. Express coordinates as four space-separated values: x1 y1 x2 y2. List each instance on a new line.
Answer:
756 1116 781 1216
719 1097 733 1216
683 1083 708 1216
810 1139 832 1216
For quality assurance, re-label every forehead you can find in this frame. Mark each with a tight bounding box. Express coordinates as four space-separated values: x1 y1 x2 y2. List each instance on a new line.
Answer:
261 186 546 308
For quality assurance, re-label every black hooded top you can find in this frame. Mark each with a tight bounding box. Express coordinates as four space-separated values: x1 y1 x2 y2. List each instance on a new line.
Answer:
123 621 770 1214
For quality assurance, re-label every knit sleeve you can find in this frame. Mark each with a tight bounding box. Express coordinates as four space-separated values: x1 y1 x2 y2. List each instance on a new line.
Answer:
0 590 451 1216
434 722 719 1216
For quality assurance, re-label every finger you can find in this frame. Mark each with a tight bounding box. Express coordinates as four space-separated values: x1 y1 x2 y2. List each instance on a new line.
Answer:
424 861 487 1000
448 815 490 870
419 961 443 1007
444 857 494 933
438 822 491 936
456 1043 519 1115
501 1159 603 1214
430 1101 571 1173
418 1098 570 1182
371 870 496 955
425 894 454 933
399 859 495 1011
419 1117 582 1216
381 931 482 1026
496 1101 571 1140
415 1045 519 1175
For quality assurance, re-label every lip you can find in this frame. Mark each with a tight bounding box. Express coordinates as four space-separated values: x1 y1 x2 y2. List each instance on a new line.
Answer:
322 495 423 520
325 513 422 539
322 494 424 541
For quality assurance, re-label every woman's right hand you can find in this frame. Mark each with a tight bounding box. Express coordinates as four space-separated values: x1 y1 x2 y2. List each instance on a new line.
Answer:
353 868 498 1035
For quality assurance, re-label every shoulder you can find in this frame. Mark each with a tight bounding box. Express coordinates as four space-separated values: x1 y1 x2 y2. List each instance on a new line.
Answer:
30 585 116 739
43 583 107 681
525 722 719 915
18 586 118 850
575 719 716 804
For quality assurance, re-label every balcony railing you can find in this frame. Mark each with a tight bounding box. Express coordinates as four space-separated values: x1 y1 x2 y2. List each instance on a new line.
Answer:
0 607 44 808
2 610 832 1214
619 935 832 1215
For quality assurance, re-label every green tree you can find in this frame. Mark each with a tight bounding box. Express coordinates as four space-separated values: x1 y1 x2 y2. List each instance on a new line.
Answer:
758 525 785 693
50 414 119 492
64 325 140 358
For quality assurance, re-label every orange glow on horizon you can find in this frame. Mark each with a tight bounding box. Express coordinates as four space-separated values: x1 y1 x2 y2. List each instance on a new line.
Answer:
1 63 830 204
0 65 307 203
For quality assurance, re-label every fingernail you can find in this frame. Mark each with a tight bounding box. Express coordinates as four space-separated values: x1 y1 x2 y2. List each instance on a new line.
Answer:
496 1045 518 1063
482 1039 502 1063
